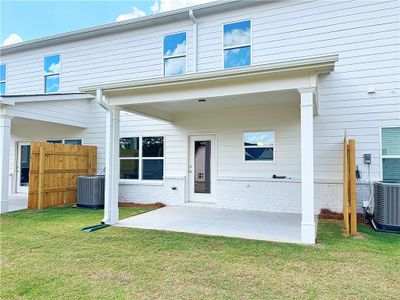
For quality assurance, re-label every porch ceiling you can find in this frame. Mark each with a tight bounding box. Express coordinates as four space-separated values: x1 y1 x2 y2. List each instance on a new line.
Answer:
121 90 300 122
11 117 86 137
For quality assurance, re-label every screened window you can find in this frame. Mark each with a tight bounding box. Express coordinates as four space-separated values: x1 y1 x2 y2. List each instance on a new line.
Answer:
47 139 82 145
120 136 164 181
244 131 274 161
163 32 186 76
0 64 6 95
64 139 82 145
44 54 60 93
223 20 251 69
381 127 400 182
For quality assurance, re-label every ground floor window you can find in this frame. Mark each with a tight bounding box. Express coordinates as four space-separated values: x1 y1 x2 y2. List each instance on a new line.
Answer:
243 131 274 161
120 136 164 181
381 127 400 182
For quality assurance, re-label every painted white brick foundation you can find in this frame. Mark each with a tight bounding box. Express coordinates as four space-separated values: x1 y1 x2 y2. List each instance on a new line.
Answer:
118 178 345 214
118 177 186 206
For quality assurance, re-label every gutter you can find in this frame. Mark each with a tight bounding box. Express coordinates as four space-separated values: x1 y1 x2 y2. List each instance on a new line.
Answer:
189 9 198 73
80 54 339 93
0 97 16 106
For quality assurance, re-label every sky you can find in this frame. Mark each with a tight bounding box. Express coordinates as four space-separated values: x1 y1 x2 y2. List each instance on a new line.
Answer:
1 0 216 46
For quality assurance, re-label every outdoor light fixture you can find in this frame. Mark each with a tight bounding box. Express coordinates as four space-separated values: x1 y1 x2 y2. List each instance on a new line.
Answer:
198 99 206 102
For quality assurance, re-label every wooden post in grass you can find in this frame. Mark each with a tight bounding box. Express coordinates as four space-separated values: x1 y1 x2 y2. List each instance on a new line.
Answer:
349 139 357 235
343 131 349 236
38 145 45 210
343 130 357 236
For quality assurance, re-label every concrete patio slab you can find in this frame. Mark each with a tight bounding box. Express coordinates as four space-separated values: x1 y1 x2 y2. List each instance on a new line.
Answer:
116 206 311 244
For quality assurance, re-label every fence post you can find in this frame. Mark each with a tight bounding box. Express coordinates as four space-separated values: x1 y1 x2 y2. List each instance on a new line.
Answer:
38 144 45 210
349 139 357 235
88 148 94 176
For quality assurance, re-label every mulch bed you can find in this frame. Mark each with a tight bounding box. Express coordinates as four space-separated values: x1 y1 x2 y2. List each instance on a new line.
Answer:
118 202 165 208
319 209 366 223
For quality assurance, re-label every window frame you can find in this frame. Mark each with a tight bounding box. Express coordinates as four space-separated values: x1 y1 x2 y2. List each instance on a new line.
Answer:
162 31 187 77
222 19 252 69
119 135 165 183
243 130 275 163
43 53 61 94
380 126 400 181
0 63 6 95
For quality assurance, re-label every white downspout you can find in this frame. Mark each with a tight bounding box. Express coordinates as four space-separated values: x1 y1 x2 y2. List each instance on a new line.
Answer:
96 88 120 225
189 9 198 73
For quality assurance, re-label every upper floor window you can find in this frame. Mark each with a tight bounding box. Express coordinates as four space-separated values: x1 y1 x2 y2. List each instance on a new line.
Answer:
244 131 274 161
381 127 400 182
44 54 60 93
163 32 186 76
0 64 6 95
223 20 251 69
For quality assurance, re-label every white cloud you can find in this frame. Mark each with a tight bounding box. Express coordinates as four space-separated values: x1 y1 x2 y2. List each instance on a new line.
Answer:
48 62 60 74
150 1 160 14
224 28 250 47
2 33 23 46
165 40 186 57
159 0 215 12
116 6 146 22
164 56 186 76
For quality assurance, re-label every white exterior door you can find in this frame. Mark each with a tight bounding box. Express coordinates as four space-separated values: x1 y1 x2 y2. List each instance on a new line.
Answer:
188 135 216 203
17 142 31 193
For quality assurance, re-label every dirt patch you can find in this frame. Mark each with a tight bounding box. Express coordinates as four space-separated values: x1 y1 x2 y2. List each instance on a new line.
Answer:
319 209 366 223
118 202 165 208
319 209 343 220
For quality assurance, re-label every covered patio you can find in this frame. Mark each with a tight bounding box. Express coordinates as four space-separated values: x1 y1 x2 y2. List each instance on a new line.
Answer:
81 54 338 244
117 206 311 243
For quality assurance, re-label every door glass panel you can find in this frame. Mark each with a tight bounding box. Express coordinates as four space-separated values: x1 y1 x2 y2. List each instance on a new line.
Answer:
20 145 31 187
194 140 211 194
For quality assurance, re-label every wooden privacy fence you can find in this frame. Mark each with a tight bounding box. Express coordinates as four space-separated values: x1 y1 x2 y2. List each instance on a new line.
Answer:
28 142 97 209
343 131 357 236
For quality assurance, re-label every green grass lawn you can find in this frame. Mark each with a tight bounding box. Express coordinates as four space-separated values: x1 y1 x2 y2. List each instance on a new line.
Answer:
1 207 399 299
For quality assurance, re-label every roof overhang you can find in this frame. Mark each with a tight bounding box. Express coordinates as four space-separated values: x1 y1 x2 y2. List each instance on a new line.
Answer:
83 54 337 98
81 54 337 122
0 93 94 104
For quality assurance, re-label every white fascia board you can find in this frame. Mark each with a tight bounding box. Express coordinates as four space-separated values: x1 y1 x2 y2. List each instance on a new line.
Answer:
1 93 94 104
80 54 338 94
0 98 15 105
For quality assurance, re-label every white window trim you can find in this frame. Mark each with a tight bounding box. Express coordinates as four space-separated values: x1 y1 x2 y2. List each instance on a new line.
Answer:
222 19 252 69
119 136 165 183
44 53 61 94
162 31 188 77
0 63 6 95
243 130 275 163
380 126 400 181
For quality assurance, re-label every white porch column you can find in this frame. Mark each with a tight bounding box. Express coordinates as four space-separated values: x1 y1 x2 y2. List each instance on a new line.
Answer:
0 115 12 213
103 106 120 224
299 88 316 244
